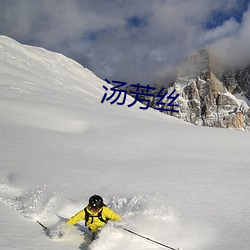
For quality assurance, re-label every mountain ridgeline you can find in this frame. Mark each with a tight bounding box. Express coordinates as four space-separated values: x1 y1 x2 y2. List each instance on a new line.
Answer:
126 49 250 130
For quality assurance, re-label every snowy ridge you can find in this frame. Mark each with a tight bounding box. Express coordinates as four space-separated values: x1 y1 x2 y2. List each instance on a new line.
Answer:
0 35 103 97
0 36 250 250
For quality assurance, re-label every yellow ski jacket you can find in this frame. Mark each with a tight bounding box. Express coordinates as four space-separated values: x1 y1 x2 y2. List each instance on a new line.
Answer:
67 206 121 233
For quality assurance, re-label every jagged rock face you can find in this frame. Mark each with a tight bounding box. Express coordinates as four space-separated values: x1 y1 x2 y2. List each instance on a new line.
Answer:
217 66 250 100
127 49 250 130
172 74 249 129
169 49 250 129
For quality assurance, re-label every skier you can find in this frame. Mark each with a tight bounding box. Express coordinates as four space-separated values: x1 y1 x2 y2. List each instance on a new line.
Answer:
66 194 121 239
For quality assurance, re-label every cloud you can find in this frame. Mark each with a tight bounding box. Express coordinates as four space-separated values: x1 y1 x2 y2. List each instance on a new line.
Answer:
200 18 240 45
0 0 249 85
209 3 250 69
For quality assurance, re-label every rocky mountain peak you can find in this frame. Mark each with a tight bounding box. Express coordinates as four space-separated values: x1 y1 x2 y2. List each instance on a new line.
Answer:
127 48 250 130
177 48 210 78
217 66 250 101
172 49 250 129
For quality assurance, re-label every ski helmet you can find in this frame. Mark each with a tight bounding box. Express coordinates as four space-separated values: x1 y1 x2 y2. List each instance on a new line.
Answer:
89 195 104 210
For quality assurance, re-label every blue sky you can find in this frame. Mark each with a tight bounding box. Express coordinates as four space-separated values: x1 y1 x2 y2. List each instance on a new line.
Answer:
206 0 249 28
0 0 249 85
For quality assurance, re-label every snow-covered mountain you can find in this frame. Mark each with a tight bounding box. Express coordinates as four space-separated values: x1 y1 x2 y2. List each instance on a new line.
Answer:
173 49 250 129
127 49 250 130
217 65 250 101
0 36 250 250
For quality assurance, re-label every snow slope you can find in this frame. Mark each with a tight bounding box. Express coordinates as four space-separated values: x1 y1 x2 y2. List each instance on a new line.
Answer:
0 36 250 250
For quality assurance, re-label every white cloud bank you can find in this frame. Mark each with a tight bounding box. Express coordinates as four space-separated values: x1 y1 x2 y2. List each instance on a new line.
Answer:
0 0 249 84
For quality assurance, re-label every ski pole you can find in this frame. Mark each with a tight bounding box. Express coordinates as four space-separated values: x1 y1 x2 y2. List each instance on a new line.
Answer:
37 220 48 231
122 227 180 250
